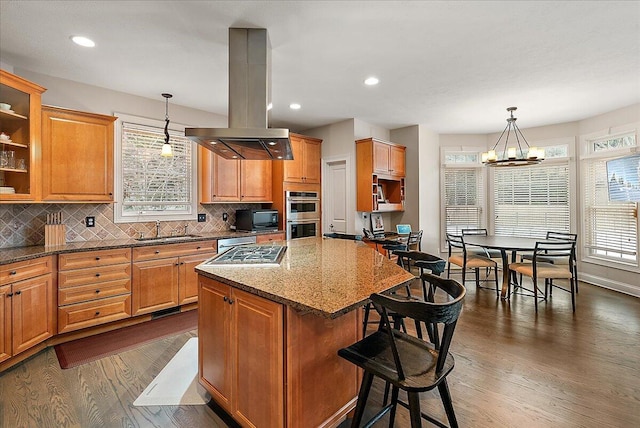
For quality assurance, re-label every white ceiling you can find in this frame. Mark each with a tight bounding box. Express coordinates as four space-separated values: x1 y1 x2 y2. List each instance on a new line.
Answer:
1 1 639 134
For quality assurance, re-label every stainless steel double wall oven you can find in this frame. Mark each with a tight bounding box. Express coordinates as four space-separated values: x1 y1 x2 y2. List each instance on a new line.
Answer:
285 191 320 240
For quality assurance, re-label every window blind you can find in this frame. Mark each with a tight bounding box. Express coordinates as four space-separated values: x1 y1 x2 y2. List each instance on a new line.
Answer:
494 163 570 238
583 157 637 263
444 168 484 234
121 122 192 213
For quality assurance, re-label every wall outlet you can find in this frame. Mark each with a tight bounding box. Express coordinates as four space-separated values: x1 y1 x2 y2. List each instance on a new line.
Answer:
85 216 95 227
197 213 206 222
222 212 228 222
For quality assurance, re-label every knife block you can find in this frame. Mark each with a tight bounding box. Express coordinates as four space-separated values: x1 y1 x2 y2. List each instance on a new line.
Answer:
45 224 66 247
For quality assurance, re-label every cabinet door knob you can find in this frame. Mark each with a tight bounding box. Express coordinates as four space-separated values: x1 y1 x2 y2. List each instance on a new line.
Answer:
223 296 228 302
9 271 17 275
228 299 234 305
7 293 13 297
15 290 21 295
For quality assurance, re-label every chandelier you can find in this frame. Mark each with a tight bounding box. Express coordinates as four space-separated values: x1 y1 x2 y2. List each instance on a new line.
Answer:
481 107 544 167
161 93 173 157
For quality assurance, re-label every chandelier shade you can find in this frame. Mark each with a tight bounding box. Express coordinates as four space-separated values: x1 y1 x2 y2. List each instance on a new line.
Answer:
482 107 544 167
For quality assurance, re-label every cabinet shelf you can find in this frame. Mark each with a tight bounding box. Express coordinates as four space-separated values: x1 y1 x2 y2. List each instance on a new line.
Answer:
0 109 28 120
0 167 27 173
0 140 28 149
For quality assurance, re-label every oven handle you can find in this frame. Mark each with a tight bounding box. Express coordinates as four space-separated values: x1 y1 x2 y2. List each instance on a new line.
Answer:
287 198 320 203
287 219 320 223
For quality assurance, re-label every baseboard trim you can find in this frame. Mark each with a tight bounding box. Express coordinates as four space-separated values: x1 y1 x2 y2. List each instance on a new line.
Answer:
579 273 640 298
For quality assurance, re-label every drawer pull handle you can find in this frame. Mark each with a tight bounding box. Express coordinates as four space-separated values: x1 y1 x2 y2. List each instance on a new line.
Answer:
7 293 13 297
95 273 101 277
197 246 201 249
9 271 17 275
155 250 160 254
95 289 100 294
95 257 101 261
95 311 100 316
15 290 21 295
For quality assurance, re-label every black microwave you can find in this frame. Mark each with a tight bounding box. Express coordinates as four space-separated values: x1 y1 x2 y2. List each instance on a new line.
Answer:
235 209 279 232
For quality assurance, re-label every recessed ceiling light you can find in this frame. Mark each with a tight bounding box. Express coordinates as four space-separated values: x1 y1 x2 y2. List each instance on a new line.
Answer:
364 77 379 86
289 103 301 110
70 35 95 48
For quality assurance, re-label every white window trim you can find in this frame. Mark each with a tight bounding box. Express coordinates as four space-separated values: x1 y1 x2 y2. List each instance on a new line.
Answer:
113 112 198 224
579 124 639 272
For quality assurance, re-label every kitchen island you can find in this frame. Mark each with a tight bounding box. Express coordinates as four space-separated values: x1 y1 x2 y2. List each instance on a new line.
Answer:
195 236 415 428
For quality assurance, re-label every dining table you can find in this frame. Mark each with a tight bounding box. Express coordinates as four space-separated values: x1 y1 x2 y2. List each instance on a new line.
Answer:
463 235 542 299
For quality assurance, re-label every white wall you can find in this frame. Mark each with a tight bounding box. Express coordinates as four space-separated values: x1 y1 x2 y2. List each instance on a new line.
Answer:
17 68 227 128
390 125 419 230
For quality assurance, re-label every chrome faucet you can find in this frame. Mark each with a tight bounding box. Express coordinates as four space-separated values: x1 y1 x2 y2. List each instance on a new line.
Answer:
155 220 161 238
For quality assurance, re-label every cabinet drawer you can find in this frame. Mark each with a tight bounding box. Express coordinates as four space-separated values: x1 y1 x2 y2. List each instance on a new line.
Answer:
58 294 132 333
0 256 53 286
58 278 131 306
58 248 131 271
133 241 217 261
58 264 131 289
256 232 285 243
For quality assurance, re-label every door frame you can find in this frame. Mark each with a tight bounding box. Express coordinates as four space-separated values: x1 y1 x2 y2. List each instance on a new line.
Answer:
322 154 353 235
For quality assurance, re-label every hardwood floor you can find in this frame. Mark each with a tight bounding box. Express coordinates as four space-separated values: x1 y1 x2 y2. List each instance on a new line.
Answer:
1 279 639 427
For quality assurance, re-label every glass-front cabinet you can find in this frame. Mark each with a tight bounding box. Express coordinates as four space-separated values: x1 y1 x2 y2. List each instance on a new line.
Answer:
0 70 46 202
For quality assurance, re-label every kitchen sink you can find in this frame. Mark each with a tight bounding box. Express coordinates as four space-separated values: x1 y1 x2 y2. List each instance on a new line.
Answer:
135 234 202 242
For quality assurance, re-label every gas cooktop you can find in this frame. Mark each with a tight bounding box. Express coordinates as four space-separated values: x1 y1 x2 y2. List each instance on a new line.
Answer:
203 244 287 267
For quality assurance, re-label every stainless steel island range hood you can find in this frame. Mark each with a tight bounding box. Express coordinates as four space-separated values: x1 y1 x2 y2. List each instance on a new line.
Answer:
185 28 292 160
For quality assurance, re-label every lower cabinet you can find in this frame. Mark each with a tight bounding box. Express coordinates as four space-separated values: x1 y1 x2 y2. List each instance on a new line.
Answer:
132 241 216 315
57 248 132 333
0 256 55 364
255 232 286 243
199 276 284 427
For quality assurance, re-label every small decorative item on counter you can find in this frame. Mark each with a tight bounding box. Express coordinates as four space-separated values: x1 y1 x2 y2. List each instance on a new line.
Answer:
45 211 66 247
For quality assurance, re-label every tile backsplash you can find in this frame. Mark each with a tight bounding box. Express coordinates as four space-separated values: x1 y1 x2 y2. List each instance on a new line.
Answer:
0 203 262 249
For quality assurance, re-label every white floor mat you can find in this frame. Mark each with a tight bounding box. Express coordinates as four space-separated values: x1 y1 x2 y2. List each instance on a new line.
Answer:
133 337 209 406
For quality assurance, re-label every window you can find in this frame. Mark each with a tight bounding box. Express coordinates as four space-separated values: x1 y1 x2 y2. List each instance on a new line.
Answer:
114 114 197 223
441 151 485 242
493 160 570 238
582 132 638 267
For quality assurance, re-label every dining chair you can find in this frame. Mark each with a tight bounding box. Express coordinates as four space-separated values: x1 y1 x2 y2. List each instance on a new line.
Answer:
339 273 466 428
446 233 499 296
509 240 577 312
519 231 579 293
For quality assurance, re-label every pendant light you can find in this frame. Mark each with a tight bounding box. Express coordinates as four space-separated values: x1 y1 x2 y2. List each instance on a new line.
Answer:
481 107 544 167
161 93 173 157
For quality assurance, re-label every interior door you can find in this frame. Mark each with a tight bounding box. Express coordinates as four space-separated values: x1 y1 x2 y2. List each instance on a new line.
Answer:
325 160 348 233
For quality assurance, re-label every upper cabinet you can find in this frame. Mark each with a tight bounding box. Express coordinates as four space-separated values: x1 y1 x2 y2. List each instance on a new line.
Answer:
356 138 406 212
280 133 322 184
199 147 272 203
41 106 116 202
0 70 46 202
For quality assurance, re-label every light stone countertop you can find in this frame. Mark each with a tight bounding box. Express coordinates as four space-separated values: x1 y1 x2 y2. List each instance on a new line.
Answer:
195 236 417 319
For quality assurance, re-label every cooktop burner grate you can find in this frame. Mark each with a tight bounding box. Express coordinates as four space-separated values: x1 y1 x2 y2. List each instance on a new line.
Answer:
204 244 287 266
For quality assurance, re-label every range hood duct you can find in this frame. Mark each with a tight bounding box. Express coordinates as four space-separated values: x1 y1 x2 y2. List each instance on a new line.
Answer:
186 28 292 160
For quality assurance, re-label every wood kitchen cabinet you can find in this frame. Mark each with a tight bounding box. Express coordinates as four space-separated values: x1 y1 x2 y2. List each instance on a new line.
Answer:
356 137 406 212
0 70 46 202
199 276 284 427
41 106 116 202
256 232 285 243
57 248 132 334
199 147 272 203
275 133 322 184
132 241 216 315
0 256 55 364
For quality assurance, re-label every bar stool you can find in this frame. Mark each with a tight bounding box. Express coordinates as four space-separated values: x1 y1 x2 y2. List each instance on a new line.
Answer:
339 273 466 428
